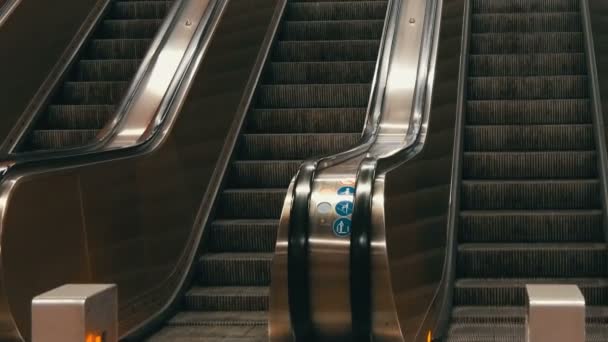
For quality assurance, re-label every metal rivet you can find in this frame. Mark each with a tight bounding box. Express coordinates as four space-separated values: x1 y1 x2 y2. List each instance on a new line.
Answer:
409 17 416 24
185 19 192 26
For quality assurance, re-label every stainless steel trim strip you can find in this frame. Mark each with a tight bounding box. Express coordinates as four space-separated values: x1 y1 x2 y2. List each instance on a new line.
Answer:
581 0 608 241
0 0 20 28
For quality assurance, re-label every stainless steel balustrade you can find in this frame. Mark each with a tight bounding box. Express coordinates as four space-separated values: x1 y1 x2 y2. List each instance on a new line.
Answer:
0 0 20 28
269 0 460 340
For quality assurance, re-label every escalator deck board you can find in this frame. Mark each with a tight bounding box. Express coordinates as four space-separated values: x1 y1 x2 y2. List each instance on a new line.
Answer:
147 0 388 340
21 0 174 151
448 0 608 340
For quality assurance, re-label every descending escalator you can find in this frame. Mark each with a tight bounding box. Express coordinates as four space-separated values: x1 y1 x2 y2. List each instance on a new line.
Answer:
147 0 388 340
20 0 173 151
446 0 608 341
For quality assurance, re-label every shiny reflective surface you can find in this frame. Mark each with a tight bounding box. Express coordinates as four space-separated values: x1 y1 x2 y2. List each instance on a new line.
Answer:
0 0 282 340
0 0 20 28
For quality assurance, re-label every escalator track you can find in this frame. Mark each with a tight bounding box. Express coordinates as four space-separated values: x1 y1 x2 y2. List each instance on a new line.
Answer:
147 0 389 340
446 0 608 340
21 0 173 151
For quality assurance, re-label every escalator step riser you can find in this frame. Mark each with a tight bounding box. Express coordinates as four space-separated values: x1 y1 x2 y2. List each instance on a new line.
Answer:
228 161 299 188
255 84 371 108
279 21 384 40
59 82 129 105
454 285 608 306
110 1 172 20
469 54 586 77
217 190 287 219
185 294 268 312
247 108 366 133
197 258 271 286
457 247 608 277
464 125 594 151
463 152 597 179
471 32 584 54
27 130 99 150
447 324 608 342
261 62 375 84
99 19 163 39
85 39 153 59
237 134 359 160
207 222 278 252
466 99 591 125
460 212 604 242
472 0 579 13
72 60 141 82
468 76 588 100
46 105 115 129
461 181 600 210
272 40 381 62
285 2 388 21
472 13 582 33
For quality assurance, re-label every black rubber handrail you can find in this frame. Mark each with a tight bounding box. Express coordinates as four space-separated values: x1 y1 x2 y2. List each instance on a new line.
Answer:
350 157 376 342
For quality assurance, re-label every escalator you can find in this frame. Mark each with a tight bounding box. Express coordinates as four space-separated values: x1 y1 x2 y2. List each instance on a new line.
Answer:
446 0 608 340
21 0 173 151
147 0 389 340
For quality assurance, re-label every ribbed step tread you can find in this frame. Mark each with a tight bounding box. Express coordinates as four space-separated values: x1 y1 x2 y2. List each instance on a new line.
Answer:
72 59 141 81
472 13 582 33
26 130 99 150
457 243 608 277
237 133 360 160
45 105 115 129
207 220 279 253
464 124 594 152
463 151 597 179
469 53 586 77
247 108 366 133
110 1 172 20
470 32 584 54
197 253 273 286
255 84 371 108
272 40 380 62
184 286 269 311
167 311 267 326
279 20 384 40
58 81 129 105
454 278 608 306
285 1 388 21
228 161 300 188
451 306 608 323
261 61 375 84
472 0 579 13
99 19 163 39
461 179 600 210
446 322 608 342
466 99 591 125
85 39 153 59
459 210 604 243
468 76 588 100
217 189 287 219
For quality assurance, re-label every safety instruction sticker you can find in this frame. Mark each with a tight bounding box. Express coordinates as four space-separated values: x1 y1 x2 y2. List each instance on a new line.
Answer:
335 201 354 216
337 186 355 196
333 218 352 237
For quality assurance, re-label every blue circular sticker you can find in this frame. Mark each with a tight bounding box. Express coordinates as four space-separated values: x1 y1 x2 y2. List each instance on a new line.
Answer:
333 218 352 237
337 186 355 196
335 201 354 216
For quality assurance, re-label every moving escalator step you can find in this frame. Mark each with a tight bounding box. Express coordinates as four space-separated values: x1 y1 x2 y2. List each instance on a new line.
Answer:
447 0 608 340
149 0 389 339
21 0 174 151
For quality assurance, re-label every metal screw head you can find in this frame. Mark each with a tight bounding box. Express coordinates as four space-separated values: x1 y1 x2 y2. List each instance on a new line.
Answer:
185 19 192 26
409 17 416 24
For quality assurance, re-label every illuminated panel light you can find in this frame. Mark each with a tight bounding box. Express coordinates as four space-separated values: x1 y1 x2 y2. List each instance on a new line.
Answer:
86 332 104 342
427 330 432 342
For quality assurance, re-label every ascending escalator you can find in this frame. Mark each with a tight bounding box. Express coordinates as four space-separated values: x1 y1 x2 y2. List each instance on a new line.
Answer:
21 0 173 151
446 0 608 340
147 0 388 340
